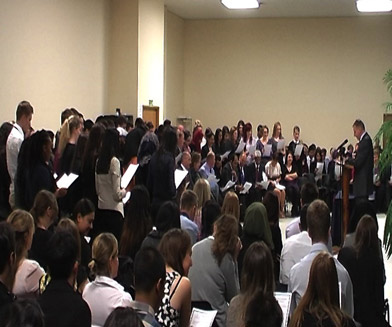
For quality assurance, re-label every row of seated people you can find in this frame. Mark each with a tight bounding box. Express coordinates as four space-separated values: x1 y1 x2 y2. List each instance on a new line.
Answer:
0 183 387 327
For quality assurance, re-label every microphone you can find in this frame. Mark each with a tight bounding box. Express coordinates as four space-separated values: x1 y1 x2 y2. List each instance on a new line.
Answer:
336 139 348 151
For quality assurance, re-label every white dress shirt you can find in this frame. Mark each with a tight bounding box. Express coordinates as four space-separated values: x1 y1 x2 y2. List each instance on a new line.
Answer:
6 123 24 207
83 275 133 327
279 231 312 285
288 242 354 317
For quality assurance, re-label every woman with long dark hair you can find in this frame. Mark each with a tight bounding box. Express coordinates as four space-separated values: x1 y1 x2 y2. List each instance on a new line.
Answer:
227 241 277 327
94 128 127 241
119 185 152 260
147 126 177 220
290 252 355 327
157 229 192 327
338 216 388 327
80 123 105 208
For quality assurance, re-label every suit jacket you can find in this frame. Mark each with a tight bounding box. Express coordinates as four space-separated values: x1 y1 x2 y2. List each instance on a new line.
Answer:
353 132 373 197
39 279 91 327
245 162 264 186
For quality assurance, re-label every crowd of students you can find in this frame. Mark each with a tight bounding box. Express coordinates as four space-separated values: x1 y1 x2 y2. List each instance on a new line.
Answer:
0 101 390 327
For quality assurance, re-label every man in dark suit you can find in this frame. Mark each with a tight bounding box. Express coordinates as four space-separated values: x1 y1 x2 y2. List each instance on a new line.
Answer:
351 119 374 202
245 150 266 204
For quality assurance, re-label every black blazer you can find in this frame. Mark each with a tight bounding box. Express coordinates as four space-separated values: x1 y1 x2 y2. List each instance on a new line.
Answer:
245 162 264 185
353 132 374 198
39 280 91 327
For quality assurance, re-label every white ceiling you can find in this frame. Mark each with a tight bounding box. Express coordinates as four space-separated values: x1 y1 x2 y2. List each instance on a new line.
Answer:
163 0 389 19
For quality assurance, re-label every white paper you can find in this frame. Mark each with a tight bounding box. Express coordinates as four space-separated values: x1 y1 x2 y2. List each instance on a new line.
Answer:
121 164 139 189
274 292 292 327
277 139 285 151
56 173 78 189
221 150 231 160
240 182 252 194
122 191 131 204
200 137 206 148
189 308 217 327
207 174 219 184
275 183 286 191
263 144 272 157
235 141 246 154
220 180 236 192
175 169 189 189
256 181 269 190
248 144 256 156
316 162 324 175
294 144 303 157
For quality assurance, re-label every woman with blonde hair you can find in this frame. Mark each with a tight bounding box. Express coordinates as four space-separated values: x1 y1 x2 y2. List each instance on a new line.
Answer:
289 252 355 327
227 241 277 327
192 178 211 232
189 214 240 327
83 233 132 327
8 209 45 299
29 190 58 269
56 114 83 175
157 229 192 327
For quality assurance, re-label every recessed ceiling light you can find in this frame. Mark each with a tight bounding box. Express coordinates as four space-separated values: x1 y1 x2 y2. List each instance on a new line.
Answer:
221 0 260 10
356 0 392 12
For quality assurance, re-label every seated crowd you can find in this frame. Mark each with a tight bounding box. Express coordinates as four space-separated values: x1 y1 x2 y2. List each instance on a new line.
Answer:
0 101 389 327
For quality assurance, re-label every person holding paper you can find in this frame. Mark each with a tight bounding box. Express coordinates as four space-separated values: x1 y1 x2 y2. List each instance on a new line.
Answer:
147 126 177 219
241 123 257 163
310 148 326 182
95 129 127 242
220 153 239 191
15 130 66 211
201 129 214 160
188 215 240 327
282 152 300 217
268 122 285 164
289 252 355 327
264 152 286 218
213 128 223 155
227 242 279 327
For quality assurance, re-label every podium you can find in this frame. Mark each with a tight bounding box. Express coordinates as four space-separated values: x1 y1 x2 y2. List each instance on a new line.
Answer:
342 164 353 243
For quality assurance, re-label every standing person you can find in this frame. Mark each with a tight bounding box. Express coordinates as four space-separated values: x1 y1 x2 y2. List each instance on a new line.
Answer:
0 122 13 220
147 126 177 220
95 128 127 242
6 101 34 209
350 119 374 203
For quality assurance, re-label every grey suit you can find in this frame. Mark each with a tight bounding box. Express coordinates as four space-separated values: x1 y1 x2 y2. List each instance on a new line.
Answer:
353 132 373 198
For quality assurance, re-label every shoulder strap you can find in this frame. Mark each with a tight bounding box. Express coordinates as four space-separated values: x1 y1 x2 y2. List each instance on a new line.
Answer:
169 275 183 300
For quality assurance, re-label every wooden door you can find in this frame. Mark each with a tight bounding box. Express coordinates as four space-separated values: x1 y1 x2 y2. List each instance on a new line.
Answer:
142 105 159 129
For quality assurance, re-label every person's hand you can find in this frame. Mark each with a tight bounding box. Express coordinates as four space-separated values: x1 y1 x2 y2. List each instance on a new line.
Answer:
55 188 67 198
234 237 242 261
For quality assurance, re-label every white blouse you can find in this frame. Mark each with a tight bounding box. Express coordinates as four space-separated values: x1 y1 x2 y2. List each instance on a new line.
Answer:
83 275 133 327
13 259 45 299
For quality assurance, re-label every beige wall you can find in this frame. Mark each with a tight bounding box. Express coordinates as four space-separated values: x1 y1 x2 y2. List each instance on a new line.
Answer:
165 10 185 124
107 0 138 118
183 16 392 149
0 0 108 131
138 0 165 123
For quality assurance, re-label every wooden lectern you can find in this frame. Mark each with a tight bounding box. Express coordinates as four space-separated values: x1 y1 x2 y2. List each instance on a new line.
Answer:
341 164 353 243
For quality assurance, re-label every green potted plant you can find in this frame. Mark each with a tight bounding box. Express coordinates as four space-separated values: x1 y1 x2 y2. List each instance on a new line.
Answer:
374 68 392 257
